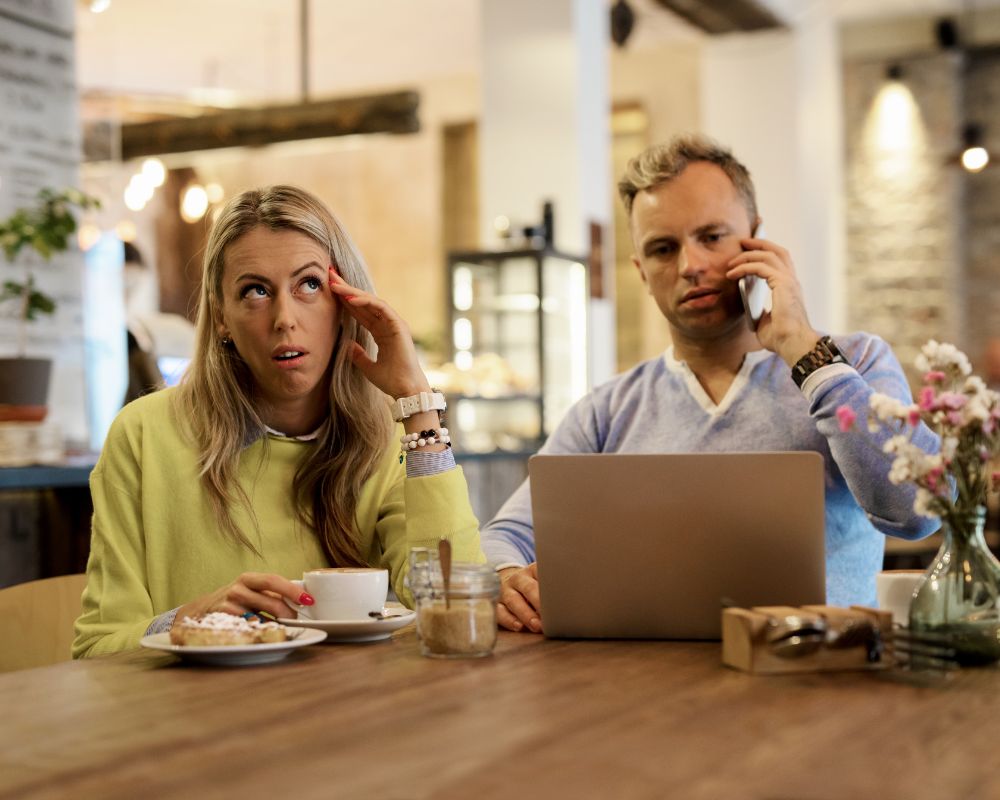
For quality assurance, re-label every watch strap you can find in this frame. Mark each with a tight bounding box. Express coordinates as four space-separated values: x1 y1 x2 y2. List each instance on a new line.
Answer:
391 390 447 422
791 336 847 388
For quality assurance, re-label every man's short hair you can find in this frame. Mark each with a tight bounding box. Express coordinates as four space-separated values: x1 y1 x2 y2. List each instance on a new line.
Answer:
617 134 758 225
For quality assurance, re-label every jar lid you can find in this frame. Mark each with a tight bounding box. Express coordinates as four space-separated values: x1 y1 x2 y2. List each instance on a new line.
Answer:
407 553 499 600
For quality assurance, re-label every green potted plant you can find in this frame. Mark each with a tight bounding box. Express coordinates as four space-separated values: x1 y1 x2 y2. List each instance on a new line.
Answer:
0 187 100 422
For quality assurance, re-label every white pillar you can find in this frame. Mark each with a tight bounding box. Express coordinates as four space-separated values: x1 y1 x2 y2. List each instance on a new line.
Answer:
700 5 845 334
479 0 615 387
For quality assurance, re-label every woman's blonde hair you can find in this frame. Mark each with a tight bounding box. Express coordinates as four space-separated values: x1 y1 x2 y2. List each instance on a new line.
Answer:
177 185 393 567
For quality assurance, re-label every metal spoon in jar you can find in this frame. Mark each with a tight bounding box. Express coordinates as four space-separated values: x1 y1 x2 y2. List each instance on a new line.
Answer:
438 537 452 610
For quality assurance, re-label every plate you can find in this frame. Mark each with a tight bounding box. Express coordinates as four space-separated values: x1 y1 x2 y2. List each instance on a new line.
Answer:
139 627 327 666
277 603 416 643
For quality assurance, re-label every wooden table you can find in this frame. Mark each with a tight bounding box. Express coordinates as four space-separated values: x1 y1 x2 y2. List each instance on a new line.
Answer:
2 628 998 799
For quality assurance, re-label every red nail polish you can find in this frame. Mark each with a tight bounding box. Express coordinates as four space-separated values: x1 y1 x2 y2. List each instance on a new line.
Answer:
344 294 355 301
299 592 315 606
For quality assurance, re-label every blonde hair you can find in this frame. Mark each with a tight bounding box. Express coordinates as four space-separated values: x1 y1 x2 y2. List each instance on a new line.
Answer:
618 133 758 224
177 185 393 567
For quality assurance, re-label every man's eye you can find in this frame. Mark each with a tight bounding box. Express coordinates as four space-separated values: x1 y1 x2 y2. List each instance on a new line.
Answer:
650 243 676 257
703 233 723 244
240 284 268 299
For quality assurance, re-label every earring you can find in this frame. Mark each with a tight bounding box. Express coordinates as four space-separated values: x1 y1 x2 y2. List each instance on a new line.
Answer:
221 335 232 347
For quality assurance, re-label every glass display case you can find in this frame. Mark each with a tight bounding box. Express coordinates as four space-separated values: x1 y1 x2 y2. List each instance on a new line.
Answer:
444 246 589 456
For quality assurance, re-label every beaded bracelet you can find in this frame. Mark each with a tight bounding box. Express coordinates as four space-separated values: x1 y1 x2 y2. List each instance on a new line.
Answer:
400 428 451 453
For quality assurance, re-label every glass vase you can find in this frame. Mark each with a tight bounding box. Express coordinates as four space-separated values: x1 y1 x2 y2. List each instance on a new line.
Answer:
909 507 1000 666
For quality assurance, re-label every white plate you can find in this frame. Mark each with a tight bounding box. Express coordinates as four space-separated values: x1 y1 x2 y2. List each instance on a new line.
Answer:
277 603 416 643
139 627 327 666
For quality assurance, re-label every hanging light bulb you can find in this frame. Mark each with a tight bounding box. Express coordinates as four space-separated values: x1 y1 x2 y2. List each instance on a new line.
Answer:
141 158 166 188
960 124 990 173
180 184 209 223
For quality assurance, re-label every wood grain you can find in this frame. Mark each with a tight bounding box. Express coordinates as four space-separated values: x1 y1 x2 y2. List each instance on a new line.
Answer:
1 629 998 799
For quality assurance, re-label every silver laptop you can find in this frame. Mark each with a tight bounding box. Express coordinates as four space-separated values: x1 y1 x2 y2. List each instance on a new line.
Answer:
529 452 826 640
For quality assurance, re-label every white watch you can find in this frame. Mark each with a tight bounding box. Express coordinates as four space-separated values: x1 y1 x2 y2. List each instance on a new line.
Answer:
391 391 446 422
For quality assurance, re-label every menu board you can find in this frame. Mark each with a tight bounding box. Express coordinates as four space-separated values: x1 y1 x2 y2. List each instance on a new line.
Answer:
0 0 87 446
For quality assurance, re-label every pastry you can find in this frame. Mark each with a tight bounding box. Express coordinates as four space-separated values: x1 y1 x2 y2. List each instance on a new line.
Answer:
169 611 288 646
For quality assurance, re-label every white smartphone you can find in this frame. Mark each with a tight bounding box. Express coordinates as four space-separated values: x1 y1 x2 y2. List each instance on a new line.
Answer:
738 274 770 332
738 226 770 331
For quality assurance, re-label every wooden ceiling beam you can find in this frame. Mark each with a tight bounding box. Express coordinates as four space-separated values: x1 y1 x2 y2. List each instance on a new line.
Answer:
652 0 785 35
88 90 420 162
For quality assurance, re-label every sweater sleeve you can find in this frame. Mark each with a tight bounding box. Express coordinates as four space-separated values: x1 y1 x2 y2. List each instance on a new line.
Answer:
73 412 157 658
373 447 484 607
480 393 603 568
811 335 940 540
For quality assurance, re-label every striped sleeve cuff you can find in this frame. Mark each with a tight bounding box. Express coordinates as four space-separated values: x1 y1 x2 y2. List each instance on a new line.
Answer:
145 608 179 636
404 448 457 478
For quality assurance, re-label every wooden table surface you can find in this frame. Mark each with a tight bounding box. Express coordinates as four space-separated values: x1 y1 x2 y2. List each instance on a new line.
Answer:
2 627 998 800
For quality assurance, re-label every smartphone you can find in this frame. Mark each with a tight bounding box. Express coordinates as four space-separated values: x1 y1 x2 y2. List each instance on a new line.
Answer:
738 274 770 332
738 226 770 331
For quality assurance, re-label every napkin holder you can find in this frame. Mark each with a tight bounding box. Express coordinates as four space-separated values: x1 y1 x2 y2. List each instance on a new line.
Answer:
722 604 892 674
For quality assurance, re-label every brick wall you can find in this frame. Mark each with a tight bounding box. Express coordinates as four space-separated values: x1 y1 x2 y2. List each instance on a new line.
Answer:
843 48 1000 383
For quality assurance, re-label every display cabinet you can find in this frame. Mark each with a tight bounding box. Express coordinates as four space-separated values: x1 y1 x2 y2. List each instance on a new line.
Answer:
444 246 589 457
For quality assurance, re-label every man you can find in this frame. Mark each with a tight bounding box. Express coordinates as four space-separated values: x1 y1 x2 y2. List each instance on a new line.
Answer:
481 134 939 633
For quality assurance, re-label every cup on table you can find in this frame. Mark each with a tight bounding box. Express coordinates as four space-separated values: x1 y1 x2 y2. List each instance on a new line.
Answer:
286 568 389 621
876 569 925 627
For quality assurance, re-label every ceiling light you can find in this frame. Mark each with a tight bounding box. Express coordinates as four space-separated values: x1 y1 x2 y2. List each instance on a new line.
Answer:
89 0 111 13
141 158 166 188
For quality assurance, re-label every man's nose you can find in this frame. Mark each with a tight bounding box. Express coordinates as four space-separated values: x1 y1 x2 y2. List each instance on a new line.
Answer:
677 242 708 278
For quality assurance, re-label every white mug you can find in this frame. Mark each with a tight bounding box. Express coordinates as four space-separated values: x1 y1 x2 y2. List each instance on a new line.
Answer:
286 568 389 621
876 569 926 627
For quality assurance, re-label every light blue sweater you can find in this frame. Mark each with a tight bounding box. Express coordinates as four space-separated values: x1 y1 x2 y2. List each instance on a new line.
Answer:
481 333 940 607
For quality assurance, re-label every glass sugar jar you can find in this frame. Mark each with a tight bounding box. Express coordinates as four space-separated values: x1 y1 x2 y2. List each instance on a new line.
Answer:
407 547 500 658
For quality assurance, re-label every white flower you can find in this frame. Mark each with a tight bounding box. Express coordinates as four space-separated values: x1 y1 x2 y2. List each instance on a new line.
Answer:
914 488 938 518
915 340 971 376
869 393 910 423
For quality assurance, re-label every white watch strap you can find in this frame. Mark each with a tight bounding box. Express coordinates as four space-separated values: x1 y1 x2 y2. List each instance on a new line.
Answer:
391 391 446 421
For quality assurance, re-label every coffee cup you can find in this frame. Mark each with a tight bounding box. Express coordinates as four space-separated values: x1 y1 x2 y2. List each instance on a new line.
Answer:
876 569 926 627
286 568 389 621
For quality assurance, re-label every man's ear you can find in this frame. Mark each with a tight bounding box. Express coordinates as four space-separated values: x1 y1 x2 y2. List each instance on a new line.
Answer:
752 216 763 237
632 254 651 294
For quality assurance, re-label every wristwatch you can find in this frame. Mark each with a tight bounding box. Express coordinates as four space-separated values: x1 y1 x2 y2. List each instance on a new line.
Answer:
791 336 848 388
391 390 447 422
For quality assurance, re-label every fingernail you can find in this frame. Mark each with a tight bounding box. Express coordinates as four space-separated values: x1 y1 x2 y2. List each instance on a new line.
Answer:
344 294 355 301
512 620 523 631
299 592 315 606
529 618 542 632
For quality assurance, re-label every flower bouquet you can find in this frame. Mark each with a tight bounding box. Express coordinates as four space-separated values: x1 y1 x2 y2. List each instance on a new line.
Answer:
838 340 1000 665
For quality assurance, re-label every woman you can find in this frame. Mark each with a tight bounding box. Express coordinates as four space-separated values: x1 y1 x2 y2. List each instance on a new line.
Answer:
74 186 483 657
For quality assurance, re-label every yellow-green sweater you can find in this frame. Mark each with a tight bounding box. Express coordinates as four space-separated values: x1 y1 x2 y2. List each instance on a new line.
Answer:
73 388 483 658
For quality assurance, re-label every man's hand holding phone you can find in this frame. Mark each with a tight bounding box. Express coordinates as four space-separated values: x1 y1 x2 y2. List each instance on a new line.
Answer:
496 563 543 633
726 236 821 368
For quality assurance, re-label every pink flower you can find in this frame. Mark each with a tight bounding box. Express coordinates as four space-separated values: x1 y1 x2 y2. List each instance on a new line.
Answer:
947 411 964 427
923 370 947 384
938 392 968 410
918 386 937 411
993 471 1000 490
908 407 922 426
926 466 945 493
836 405 856 432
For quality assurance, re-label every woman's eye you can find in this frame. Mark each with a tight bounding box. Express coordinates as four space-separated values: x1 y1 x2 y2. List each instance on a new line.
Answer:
240 284 268 300
299 276 323 295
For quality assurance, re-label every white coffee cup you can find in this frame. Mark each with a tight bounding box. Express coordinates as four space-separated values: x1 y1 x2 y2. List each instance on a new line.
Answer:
876 569 926 627
286 568 389 621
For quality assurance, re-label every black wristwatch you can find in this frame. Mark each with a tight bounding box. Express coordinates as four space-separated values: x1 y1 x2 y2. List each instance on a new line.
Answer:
791 336 848 388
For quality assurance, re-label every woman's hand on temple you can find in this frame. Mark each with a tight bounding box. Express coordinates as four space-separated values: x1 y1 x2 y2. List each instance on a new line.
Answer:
328 267 431 398
171 572 314 628
497 563 543 633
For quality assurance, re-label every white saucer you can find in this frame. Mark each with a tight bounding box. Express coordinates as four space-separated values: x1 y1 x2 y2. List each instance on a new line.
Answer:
277 603 416 643
139 627 327 666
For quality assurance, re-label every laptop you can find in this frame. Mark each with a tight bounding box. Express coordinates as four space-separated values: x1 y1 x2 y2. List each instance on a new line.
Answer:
529 452 826 640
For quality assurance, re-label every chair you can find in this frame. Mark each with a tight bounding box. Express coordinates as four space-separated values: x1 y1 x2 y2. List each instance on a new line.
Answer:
0 573 88 672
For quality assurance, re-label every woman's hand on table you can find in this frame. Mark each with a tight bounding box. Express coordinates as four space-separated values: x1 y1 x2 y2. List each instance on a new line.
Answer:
172 572 314 628
497 563 543 633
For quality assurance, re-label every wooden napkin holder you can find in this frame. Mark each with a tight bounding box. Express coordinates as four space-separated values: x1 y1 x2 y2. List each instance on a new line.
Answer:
722 605 892 674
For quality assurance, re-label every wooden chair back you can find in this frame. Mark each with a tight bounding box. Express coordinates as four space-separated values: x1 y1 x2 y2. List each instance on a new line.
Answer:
0 574 88 672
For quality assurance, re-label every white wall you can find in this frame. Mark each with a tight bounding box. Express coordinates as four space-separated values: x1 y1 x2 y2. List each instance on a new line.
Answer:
700 10 845 334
